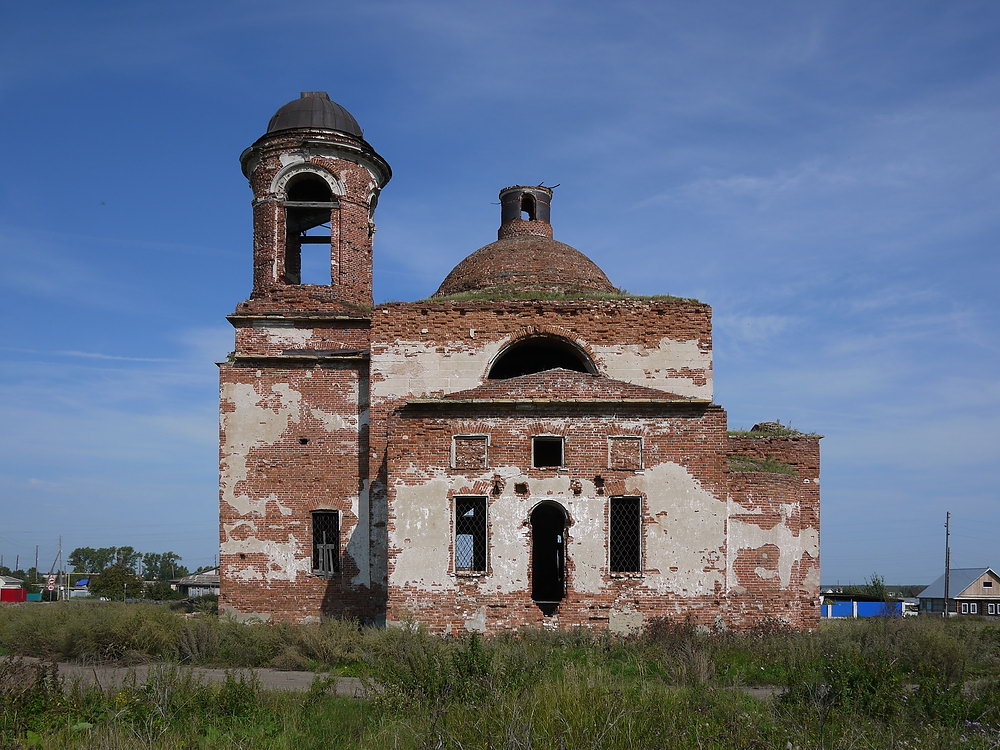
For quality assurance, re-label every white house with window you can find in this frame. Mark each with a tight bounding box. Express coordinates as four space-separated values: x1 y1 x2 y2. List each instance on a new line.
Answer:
918 567 1000 616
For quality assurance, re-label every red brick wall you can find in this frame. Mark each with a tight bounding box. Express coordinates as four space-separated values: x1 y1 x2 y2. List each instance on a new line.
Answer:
726 435 821 630
218 360 374 622
240 129 385 312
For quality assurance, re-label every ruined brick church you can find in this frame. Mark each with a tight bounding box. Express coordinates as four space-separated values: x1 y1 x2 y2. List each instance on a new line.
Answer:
219 92 821 632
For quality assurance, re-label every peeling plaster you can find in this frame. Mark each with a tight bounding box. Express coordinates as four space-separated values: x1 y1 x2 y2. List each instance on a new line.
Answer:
464 607 487 633
624 462 727 595
727 499 819 590
262 326 314 347
220 532 308 582
373 340 503 399
220 604 272 624
593 337 712 399
609 608 644 635
310 407 358 431
220 382 302 517
374 337 712 400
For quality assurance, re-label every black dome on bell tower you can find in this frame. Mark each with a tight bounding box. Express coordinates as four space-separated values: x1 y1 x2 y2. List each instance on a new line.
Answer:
266 91 363 137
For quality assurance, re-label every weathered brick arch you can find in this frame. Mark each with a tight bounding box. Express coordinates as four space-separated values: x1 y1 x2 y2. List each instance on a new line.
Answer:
269 161 345 199
523 498 575 528
485 326 601 380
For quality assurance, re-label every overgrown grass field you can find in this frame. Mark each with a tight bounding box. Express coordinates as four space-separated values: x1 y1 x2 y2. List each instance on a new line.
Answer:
2 603 1000 748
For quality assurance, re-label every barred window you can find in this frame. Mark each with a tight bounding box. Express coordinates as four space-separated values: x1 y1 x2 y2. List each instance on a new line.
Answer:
455 496 487 572
609 496 642 573
312 511 340 576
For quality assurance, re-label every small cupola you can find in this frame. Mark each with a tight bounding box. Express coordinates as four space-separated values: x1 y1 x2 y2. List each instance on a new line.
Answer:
498 185 553 240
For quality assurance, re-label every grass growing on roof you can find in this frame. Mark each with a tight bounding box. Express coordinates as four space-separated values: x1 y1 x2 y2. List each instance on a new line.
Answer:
727 455 798 475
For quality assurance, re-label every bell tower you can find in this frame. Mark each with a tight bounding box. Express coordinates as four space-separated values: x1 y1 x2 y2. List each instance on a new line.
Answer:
220 93 389 625
238 92 391 309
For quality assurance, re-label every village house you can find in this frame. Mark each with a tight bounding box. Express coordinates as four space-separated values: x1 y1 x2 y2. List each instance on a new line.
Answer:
218 92 822 633
919 567 1000 616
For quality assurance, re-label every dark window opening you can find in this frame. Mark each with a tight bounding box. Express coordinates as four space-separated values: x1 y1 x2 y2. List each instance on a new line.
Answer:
312 511 340 576
531 502 566 614
284 174 335 285
488 336 593 379
520 194 536 221
287 173 333 203
455 497 487 572
533 436 564 468
609 497 642 573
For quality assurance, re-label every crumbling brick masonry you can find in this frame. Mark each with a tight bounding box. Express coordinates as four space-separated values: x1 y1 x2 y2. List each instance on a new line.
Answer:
218 92 821 632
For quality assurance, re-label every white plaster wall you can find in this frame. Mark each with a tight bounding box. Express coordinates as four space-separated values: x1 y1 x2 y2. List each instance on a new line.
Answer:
372 335 712 400
593 338 712 400
372 340 504 399
389 460 726 599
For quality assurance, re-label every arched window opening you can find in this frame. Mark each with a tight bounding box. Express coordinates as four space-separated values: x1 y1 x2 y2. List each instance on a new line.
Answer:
530 502 567 615
488 336 594 380
287 173 333 203
284 173 336 285
520 193 536 221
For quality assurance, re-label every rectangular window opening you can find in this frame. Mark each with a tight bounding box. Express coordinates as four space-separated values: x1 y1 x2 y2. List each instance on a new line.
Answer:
609 496 642 573
455 496 487 573
971 602 978 614
983 580 993 588
961 602 969 614
312 511 340 576
285 205 333 285
532 436 564 468
299 243 331 284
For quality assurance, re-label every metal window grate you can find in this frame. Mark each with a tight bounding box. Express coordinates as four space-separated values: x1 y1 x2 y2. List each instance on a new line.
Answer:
455 497 487 572
312 511 340 576
609 496 642 573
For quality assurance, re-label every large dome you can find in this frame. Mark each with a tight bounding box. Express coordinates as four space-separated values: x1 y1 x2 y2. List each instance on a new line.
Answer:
266 91 362 137
434 235 616 297
433 185 617 298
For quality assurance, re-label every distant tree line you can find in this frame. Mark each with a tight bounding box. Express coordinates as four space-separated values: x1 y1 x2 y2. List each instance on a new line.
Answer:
0 547 213 601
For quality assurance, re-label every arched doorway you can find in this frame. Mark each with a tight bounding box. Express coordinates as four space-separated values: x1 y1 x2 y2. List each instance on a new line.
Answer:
530 502 567 615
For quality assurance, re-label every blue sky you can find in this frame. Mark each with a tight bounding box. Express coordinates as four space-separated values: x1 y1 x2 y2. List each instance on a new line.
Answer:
1 1 997 583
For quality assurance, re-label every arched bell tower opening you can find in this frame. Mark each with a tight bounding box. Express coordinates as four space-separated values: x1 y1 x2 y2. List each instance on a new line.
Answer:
488 335 595 380
239 91 391 308
530 502 568 616
282 172 337 285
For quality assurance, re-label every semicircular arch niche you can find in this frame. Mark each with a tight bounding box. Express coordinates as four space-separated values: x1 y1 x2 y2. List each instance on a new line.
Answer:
487 335 595 379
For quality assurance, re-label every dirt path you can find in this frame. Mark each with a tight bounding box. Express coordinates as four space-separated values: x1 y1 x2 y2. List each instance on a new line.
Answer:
7 656 783 700
8 656 367 698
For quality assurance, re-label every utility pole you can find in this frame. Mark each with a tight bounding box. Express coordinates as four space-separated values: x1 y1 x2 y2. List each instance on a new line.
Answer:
58 536 63 602
943 512 951 618
34 546 38 584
